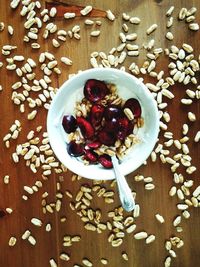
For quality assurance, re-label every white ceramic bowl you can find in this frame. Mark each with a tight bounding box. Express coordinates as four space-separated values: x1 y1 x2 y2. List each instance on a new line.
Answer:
47 68 159 180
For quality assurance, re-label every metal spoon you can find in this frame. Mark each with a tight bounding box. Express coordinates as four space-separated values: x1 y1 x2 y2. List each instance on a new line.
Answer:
111 155 135 212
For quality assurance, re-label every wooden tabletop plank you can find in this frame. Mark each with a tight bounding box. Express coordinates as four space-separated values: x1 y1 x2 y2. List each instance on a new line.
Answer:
46 2 106 18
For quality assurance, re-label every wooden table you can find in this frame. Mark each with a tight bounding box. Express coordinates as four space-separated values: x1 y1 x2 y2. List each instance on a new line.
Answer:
0 0 200 266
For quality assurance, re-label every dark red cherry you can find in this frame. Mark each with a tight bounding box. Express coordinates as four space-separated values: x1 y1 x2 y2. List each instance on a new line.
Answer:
117 117 133 140
117 130 128 141
84 149 99 163
118 116 130 130
104 117 118 132
99 154 113 169
87 141 101 149
67 141 84 157
90 104 105 127
98 129 116 146
62 115 77 133
84 79 109 102
104 105 123 120
123 98 141 118
77 117 95 139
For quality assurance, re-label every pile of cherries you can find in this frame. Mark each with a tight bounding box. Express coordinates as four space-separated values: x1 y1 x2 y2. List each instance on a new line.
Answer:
62 79 142 169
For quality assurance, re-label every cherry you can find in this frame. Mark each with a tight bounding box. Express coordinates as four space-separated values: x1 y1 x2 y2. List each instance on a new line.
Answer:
62 115 77 133
84 149 99 163
99 154 113 168
117 116 134 140
104 117 118 132
90 104 104 127
77 117 95 139
84 79 109 102
86 141 101 149
123 98 141 118
104 105 123 120
67 141 84 157
98 129 116 146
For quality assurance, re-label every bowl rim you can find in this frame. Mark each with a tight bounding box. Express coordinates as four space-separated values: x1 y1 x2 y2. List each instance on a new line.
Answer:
47 68 160 180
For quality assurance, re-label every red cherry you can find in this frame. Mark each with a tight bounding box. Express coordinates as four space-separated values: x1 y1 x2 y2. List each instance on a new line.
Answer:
77 117 95 139
104 105 123 120
123 98 141 118
104 117 118 132
84 149 99 163
90 104 104 127
99 154 113 168
87 141 101 149
98 129 116 146
67 141 84 157
117 116 134 140
84 79 109 102
62 115 77 133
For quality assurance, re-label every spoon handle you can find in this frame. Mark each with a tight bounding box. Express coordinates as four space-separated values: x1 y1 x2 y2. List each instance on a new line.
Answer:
112 156 135 212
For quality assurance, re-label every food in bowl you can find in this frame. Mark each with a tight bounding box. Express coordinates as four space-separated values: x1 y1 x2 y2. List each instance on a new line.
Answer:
47 68 159 180
62 78 144 168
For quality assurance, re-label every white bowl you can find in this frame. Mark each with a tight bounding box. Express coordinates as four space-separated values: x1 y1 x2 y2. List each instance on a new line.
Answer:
47 68 159 180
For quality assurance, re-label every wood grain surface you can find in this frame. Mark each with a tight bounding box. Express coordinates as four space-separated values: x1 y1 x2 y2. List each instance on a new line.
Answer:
0 1 200 267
